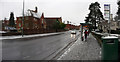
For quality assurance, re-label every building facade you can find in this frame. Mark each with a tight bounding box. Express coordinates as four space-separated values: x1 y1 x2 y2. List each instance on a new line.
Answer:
16 7 62 33
44 17 62 30
110 21 118 30
65 24 80 30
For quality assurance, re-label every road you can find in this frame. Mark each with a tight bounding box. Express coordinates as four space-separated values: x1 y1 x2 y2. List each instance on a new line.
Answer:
2 31 80 60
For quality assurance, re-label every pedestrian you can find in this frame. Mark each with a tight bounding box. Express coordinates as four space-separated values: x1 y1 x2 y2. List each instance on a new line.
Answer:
88 30 89 36
82 32 85 41
82 36 84 41
84 30 88 40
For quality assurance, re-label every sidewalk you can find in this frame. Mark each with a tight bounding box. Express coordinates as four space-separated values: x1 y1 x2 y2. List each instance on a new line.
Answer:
58 33 101 60
0 32 65 40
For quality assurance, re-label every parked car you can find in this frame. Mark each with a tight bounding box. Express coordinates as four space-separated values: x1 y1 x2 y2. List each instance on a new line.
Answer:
95 29 100 32
71 30 76 34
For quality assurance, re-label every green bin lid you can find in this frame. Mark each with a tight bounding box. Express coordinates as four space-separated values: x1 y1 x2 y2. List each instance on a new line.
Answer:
102 36 118 39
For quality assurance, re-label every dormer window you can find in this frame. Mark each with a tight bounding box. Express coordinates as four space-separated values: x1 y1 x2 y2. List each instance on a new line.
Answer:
42 19 43 24
34 18 37 21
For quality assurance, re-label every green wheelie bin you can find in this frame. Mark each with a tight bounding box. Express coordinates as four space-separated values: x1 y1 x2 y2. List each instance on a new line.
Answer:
102 36 118 61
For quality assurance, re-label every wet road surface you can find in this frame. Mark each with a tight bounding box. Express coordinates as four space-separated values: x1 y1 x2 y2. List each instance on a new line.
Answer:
2 31 80 60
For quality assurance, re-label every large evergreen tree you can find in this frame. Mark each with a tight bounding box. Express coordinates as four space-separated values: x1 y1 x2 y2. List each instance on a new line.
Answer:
85 2 104 29
9 12 15 27
117 1 120 20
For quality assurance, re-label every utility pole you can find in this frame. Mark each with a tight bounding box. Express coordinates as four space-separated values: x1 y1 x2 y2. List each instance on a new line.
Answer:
22 0 24 37
109 4 111 35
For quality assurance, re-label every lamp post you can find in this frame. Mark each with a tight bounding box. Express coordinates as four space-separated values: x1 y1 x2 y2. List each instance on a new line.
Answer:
109 4 111 35
22 0 24 37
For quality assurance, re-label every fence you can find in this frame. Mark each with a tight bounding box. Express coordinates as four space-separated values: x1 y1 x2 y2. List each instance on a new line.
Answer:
2 29 65 36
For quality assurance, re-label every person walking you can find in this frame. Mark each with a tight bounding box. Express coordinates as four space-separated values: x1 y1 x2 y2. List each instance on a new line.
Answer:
82 31 85 41
88 30 90 36
84 30 88 40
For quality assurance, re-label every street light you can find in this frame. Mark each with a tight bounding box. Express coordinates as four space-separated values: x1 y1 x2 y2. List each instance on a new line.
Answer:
22 0 25 37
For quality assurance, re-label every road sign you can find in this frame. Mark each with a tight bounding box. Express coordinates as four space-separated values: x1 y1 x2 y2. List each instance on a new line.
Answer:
104 4 110 10
104 4 110 20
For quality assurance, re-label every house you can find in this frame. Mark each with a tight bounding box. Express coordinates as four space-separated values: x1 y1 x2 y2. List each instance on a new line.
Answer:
16 7 62 33
2 19 17 31
16 7 46 32
65 24 80 30
44 17 62 30
110 20 118 30
98 19 119 33
117 21 120 30
64 24 71 30
100 20 109 33
3 19 9 27
2 19 9 31
0 20 2 31
75 25 80 30
16 13 46 32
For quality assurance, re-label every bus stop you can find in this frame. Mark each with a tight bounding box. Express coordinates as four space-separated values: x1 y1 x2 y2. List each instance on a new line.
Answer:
80 23 92 41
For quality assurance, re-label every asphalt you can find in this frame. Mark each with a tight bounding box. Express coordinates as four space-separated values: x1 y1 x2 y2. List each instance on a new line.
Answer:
2 31 80 60
58 33 101 60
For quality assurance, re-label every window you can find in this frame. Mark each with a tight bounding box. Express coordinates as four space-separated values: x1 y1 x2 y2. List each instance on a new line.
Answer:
19 23 21 27
26 17 28 20
18 18 21 21
42 19 43 24
34 18 37 21
25 23 28 28
35 24 37 28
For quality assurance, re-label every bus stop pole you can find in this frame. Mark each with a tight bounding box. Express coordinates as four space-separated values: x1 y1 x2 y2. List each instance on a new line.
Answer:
81 25 83 41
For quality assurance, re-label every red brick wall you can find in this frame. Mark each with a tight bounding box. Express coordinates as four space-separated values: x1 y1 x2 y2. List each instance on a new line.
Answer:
16 16 41 32
16 13 63 33
16 17 22 32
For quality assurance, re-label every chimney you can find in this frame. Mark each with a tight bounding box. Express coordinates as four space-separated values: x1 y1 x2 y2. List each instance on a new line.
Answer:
41 12 44 18
35 7 38 13
67 21 69 24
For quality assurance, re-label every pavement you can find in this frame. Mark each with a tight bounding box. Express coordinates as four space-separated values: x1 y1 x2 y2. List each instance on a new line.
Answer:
0 31 65 40
58 33 101 60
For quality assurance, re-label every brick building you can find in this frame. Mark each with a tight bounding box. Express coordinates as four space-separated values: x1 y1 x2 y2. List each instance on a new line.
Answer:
2 19 9 31
65 24 80 30
2 18 16 31
44 17 62 30
16 13 46 32
16 7 62 33
64 24 71 30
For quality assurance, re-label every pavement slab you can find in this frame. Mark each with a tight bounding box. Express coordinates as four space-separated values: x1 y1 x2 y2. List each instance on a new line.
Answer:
58 33 101 60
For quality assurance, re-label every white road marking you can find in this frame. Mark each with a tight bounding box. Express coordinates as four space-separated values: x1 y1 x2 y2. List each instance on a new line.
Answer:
99 56 101 58
100 51 101 55
57 37 83 60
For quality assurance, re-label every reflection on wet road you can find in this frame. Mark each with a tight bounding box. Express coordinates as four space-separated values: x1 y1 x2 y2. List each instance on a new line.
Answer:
2 31 80 60
71 34 76 38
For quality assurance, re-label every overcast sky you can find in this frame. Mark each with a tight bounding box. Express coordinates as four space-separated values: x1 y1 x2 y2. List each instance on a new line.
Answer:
0 0 118 25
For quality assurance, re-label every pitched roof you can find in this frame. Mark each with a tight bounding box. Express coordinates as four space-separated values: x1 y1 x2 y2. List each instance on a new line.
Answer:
28 11 41 18
44 17 61 19
17 12 42 19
